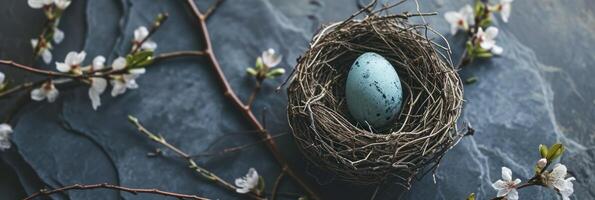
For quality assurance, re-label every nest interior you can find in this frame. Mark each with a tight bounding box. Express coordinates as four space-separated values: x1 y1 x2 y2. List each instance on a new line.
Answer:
287 14 464 184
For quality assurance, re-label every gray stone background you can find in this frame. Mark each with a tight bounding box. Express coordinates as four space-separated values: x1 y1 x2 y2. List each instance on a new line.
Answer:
0 0 593 199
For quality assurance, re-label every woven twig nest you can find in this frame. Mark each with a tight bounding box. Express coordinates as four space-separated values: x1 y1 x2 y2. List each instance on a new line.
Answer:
287 11 464 184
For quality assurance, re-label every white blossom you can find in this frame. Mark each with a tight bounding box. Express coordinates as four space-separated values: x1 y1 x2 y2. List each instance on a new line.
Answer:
261 48 282 68
53 28 64 44
0 123 13 151
537 158 547 169
110 70 144 97
234 168 259 194
53 0 71 10
133 26 157 51
56 51 86 73
492 167 521 200
545 164 575 200
444 5 474 35
28 0 53 9
495 0 513 23
31 81 59 102
476 26 503 55
31 39 53 64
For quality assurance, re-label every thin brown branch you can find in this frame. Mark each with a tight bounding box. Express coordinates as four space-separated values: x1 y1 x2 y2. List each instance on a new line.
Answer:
0 60 77 78
270 170 286 200
245 79 262 108
183 1 320 199
23 183 210 200
204 0 225 20
127 116 265 200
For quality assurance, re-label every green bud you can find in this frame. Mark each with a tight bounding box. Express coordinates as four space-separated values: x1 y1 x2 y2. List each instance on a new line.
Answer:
467 193 476 200
255 57 264 71
539 144 548 158
266 68 285 78
475 52 493 58
246 67 257 76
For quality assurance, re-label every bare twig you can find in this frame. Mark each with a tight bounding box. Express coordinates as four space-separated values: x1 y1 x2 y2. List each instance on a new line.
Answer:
245 79 262 108
270 170 286 200
23 183 210 200
127 116 265 200
183 1 320 199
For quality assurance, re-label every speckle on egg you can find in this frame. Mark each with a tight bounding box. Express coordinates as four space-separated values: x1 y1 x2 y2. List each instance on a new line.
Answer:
345 52 403 130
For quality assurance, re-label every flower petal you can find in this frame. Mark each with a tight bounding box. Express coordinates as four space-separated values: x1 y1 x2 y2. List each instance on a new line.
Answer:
262 48 282 67
485 27 499 40
93 56 106 70
496 188 510 197
128 68 146 75
42 49 52 64
112 57 127 70
53 28 65 44
501 167 512 181
444 12 462 25
141 41 157 51
30 39 39 49
46 87 59 102
30 88 45 101
0 72 5 84
507 189 519 200
134 26 149 42
56 62 71 72
491 45 503 55
501 3 511 23
492 180 507 190
110 80 127 97
28 0 45 8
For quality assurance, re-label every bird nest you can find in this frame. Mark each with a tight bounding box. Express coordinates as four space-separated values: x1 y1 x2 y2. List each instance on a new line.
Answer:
286 9 464 185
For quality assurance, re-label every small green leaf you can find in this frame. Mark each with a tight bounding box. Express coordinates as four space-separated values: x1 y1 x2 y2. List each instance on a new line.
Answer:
246 68 257 76
479 18 492 28
474 0 484 17
539 144 548 158
129 51 154 67
266 68 285 78
467 193 476 200
547 143 565 161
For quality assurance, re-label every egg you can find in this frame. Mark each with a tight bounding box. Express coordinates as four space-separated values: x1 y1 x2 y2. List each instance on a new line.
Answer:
345 52 403 130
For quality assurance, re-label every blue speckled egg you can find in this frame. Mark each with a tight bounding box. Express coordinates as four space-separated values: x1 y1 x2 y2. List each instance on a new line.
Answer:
345 52 403 130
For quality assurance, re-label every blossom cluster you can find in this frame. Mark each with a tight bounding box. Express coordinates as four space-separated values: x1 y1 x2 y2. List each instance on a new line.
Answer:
28 0 72 64
444 0 513 58
30 26 157 110
489 144 574 200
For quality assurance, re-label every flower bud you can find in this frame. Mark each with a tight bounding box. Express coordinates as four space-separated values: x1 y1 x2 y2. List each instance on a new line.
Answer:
537 158 547 168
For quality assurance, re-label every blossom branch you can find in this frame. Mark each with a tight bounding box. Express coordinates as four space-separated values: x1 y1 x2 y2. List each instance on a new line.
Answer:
183 1 320 199
23 183 210 200
130 13 168 54
127 116 266 200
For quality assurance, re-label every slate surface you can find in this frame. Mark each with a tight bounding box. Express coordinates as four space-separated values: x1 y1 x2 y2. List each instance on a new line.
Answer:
1 0 594 199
